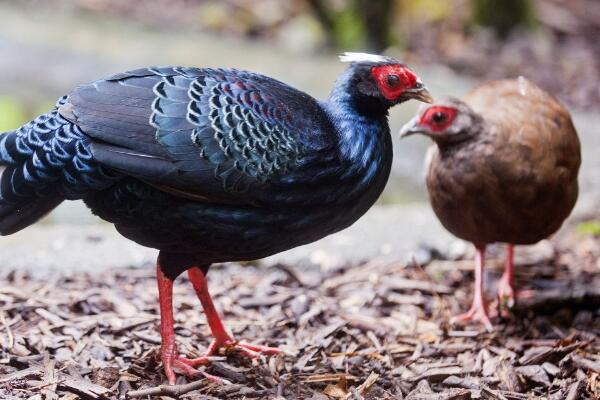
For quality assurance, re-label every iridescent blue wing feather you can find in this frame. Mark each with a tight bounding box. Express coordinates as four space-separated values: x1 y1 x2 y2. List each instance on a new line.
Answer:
63 67 334 204
0 97 116 234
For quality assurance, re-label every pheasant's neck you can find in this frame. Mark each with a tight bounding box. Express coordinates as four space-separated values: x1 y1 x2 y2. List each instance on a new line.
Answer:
325 79 391 171
321 84 393 205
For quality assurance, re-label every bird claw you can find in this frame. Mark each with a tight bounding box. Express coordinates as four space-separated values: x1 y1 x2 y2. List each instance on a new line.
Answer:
225 341 281 358
496 277 516 310
203 336 281 359
159 265 281 385
171 357 228 385
162 339 280 384
162 344 226 385
450 303 494 332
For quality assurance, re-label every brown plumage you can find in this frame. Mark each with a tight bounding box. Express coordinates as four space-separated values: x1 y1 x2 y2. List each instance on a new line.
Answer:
401 78 581 330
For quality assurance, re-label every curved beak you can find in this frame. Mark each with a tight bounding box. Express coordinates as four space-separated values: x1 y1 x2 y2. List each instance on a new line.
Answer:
412 89 433 104
399 115 425 138
406 82 433 104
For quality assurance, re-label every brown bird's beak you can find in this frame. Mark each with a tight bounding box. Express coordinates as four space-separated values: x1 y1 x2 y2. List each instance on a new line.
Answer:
399 115 425 138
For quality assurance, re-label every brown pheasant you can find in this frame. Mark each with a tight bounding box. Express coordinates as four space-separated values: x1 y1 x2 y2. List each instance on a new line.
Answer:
400 77 581 330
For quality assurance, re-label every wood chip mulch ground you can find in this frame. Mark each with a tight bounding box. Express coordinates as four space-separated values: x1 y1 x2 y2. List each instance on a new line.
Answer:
0 227 599 399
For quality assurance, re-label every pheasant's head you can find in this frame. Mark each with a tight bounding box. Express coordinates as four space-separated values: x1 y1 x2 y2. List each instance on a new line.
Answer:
400 97 484 146
338 52 433 109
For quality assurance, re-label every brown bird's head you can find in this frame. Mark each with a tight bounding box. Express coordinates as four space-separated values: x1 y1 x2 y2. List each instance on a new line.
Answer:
399 97 484 146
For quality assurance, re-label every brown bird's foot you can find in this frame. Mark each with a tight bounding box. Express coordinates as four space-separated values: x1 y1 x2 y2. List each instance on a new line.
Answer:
450 298 494 332
496 273 516 309
497 244 516 310
451 246 494 332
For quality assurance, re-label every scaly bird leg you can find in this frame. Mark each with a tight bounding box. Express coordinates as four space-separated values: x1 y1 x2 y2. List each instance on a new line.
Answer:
156 264 222 385
450 246 494 332
185 267 281 361
496 244 535 313
497 244 516 309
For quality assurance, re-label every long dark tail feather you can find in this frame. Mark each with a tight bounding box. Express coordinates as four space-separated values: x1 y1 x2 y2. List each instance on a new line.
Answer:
0 193 63 235
0 96 117 235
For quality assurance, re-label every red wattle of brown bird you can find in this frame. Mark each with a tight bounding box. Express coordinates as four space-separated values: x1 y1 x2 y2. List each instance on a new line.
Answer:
400 77 581 331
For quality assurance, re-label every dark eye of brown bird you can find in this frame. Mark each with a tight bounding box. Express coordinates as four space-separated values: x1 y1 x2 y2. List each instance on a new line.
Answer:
432 112 446 124
387 74 400 87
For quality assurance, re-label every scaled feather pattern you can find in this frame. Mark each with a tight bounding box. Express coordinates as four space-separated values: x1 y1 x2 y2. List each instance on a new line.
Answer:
0 61 428 265
0 57 431 383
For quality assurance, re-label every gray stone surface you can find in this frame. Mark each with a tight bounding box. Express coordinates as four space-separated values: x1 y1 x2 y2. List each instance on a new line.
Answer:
0 204 455 274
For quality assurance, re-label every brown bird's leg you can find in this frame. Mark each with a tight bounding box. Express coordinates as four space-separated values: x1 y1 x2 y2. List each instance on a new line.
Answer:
156 264 221 384
450 246 494 332
184 266 281 360
497 244 516 309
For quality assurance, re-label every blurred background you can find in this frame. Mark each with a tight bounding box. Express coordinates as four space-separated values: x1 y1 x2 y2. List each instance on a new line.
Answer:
0 0 599 269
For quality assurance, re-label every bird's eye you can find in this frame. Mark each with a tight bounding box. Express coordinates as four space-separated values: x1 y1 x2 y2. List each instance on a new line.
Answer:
432 112 447 124
419 106 458 131
387 74 400 87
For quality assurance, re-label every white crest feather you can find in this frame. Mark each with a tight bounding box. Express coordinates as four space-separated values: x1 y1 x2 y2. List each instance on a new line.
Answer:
339 52 391 64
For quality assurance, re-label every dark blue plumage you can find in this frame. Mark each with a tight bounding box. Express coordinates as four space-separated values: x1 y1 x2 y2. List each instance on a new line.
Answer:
0 60 430 261
0 96 116 233
75 65 395 266
0 55 432 383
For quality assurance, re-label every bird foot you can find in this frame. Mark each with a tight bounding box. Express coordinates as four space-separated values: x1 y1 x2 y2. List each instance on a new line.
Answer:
496 276 516 310
162 348 226 385
450 302 494 332
162 338 280 384
215 340 281 359
169 356 228 385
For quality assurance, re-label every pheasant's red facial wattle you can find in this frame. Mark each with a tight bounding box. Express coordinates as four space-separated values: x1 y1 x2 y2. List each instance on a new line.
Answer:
371 65 418 101
419 106 458 132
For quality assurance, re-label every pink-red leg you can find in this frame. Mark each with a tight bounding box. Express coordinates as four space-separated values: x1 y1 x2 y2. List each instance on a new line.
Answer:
156 263 280 384
156 264 222 385
497 244 516 309
450 246 494 332
186 267 281 360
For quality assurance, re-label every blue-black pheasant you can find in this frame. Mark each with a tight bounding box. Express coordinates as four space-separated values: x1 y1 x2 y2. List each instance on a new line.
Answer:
0 53 432 383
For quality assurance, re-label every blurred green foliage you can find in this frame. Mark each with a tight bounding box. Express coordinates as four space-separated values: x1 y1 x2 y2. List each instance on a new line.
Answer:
306 0 538 51
306 0 394 51
0 96 54 133
332 7 365 50
34 101 60 118
403 0 451 22
471 0 537 36
0 96 28 132
576 220 600 237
